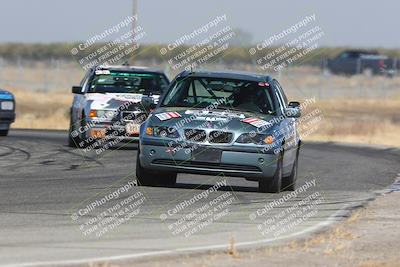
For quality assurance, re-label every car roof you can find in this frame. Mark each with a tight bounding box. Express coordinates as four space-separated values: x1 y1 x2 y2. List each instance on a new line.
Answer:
177 69 273 82
343 49 379 55
0 89 12 94
94 65 166 74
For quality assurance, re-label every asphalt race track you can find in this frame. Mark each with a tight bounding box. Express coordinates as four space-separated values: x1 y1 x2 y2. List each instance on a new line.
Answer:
0 129 399 266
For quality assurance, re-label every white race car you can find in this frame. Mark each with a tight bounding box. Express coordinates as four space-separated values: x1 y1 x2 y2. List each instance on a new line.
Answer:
68 65 169 148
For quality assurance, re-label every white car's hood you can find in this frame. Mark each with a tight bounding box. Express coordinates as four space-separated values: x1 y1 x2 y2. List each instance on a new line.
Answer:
85 93 160 110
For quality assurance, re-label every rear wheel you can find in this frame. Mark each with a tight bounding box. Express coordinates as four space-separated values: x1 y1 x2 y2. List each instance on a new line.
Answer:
136 148 177 187
0 129 9 136
259 158 282 193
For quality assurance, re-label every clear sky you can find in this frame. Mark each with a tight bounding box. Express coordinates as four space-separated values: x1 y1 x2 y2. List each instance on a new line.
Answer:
1 0 398 48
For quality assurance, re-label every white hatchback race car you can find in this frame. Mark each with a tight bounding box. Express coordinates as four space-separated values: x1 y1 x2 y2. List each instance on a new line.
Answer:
68 65 169 148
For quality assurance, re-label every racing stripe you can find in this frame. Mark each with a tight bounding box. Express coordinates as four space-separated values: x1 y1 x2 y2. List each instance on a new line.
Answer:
243 118 258 123
155 112 181 121
168 112 181 118
155 113 169 121
242 117 270 128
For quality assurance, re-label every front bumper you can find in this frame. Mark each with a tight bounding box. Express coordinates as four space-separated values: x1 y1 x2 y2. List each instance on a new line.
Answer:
84 121 140 142
139 141 279 180
0 110 16 128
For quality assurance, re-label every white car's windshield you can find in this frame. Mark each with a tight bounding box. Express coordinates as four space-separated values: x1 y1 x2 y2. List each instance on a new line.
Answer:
88 71 169 94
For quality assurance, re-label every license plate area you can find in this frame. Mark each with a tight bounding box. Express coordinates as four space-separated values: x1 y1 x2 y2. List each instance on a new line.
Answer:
125 123 140 135
191 147 222 163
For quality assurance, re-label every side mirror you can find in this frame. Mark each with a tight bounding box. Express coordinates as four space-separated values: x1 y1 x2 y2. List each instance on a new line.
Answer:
288 101 300 108
72 86 83 94
285 107 301 118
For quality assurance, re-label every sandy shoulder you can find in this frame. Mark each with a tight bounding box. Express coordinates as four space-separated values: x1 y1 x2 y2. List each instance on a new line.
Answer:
113 191 400 267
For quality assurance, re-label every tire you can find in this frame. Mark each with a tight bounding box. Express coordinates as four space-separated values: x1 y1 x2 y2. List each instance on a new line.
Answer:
0 129 9 136
78 115 90 149
259 158 282 193
136 148 177 187
282 149 299 191
68 117 80 148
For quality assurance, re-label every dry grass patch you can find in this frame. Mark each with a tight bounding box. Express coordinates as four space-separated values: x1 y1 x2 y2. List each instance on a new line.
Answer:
304 96 400 147
11 87 71 129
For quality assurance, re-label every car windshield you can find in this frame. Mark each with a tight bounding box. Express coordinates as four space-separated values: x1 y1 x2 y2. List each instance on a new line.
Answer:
88 71 169 94
161 77 276 114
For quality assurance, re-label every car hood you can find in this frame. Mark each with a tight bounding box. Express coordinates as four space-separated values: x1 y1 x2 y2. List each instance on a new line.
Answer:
149 107 277 133
85 93 160 110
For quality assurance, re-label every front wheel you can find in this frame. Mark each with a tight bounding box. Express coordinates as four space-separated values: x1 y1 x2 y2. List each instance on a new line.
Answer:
282 149 299 191
259 158 282 193
68 117 80 148
136 148 177 187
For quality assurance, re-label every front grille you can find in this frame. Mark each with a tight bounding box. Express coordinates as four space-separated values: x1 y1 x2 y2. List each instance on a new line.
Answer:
105 128 139 137
120 111 147 123
152 159 262 173
121 111 136 121
209 131 233 143
184 129 207 142
133 112 147 123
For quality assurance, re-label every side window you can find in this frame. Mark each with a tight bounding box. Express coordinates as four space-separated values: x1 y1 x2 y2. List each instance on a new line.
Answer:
274 80 288 108
81 72 94 93
186 81 196 104
79 71 90 86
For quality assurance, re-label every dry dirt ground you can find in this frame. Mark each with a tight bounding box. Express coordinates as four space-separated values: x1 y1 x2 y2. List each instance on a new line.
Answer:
94 191 400 267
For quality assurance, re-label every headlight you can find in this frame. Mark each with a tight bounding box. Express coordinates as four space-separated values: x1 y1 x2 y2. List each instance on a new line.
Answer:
89 109 116 120
236 133 274 145
1 101 14 110
146 126 179 138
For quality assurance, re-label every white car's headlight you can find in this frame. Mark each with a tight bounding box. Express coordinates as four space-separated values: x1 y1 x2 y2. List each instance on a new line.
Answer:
1 101 14 110
89 109 116 120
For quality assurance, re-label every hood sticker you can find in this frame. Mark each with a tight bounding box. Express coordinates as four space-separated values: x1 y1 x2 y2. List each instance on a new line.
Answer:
241 117 271 128
185 110 245 119
155 112 182 121
95 70 111 75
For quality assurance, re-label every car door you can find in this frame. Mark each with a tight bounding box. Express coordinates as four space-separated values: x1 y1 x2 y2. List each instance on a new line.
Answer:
332 52 359 74
273 80 297 174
